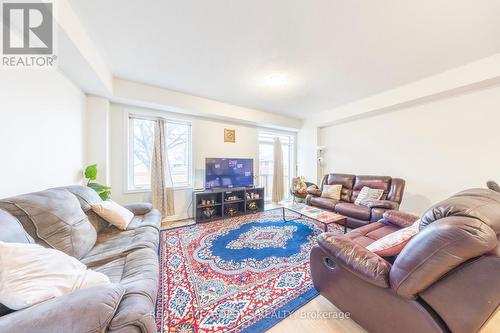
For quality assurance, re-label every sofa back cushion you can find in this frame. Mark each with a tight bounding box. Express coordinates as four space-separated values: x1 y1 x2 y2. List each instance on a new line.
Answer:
322 174 355 202
58 185 109 232
351 176 392 202
0 209 34 244
390 189 500 299
0 189 97 259
420 188 500 234
387 178 405 203
390 216 496 299
59 185 102 212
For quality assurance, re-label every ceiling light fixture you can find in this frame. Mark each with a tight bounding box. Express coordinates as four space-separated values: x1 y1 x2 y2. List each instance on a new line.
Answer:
265 74 286 87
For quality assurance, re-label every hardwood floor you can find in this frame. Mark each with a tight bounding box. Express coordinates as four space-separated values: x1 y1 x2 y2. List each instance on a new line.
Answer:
160 204 500 333
267 295 366 333
482 310 500 333
160 218 194 229
268 296 499 333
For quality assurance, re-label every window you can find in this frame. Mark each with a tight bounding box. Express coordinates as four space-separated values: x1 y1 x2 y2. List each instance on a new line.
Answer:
258 131 296 201
128 116 192 190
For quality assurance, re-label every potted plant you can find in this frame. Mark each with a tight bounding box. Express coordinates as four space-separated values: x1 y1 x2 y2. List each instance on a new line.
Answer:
84 164 111 200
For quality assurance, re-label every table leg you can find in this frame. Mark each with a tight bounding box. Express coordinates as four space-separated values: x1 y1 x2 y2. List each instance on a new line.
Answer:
282 208 301 223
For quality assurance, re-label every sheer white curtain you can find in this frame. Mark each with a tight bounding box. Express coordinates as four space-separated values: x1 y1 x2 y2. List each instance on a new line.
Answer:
151 119 175 218
272 137 284 203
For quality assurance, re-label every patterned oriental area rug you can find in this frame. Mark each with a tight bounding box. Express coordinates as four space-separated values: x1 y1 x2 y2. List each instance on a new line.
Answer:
156 209 339 333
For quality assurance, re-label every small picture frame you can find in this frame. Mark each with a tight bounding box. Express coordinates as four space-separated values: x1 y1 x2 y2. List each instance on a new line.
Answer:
224 128 235 143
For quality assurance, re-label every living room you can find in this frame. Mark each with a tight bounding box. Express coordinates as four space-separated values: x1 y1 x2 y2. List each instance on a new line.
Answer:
0 1 499 333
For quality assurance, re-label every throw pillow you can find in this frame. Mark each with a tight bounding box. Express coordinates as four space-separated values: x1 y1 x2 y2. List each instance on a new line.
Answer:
0 241 110 310
292 177 307 195
321 184 342 200
91 200 134 230
355 186 384 205
366 219 420 257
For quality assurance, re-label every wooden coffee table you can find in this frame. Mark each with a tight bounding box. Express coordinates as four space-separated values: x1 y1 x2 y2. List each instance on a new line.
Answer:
282 203 347 233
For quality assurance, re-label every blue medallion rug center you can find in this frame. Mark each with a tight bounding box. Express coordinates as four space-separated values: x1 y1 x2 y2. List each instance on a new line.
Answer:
156 210 325 333
226 225 297 250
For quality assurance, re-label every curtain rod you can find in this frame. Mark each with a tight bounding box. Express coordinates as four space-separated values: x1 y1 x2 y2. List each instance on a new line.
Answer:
129 113 192 126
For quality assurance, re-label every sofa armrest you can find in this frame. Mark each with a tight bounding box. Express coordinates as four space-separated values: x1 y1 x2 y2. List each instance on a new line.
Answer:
366 201 401 222
365 200 399 210
306 185 322 197
0 284 125 333
317 233 391 288
123 202 153 215
381 210 419 228
109 293 156 333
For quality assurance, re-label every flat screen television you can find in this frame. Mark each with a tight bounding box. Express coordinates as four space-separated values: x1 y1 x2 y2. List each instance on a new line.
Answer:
205 158 254 189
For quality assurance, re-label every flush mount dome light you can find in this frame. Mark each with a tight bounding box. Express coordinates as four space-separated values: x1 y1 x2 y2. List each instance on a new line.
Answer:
265 74 286 87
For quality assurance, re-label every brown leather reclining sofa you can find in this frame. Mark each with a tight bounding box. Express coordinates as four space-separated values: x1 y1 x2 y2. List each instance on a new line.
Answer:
310 188 500 333
306 173 405 228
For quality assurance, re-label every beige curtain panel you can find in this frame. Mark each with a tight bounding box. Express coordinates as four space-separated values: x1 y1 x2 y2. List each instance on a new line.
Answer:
151 119 175 218
272 137 284 203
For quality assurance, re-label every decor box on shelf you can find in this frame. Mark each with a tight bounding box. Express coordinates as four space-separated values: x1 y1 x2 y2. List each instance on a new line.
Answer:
193 187 265 223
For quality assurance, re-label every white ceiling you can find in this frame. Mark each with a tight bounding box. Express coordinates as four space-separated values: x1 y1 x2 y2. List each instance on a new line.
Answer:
68 0 500 119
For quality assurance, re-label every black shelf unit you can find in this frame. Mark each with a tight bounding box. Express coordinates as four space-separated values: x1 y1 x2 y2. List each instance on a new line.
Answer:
193 187 265 223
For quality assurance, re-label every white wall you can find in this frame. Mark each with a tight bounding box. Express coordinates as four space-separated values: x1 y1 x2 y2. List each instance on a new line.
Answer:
86 96 110 185
297 126 319 184
0 70 86 197
319 84 500 214
109 104 260 220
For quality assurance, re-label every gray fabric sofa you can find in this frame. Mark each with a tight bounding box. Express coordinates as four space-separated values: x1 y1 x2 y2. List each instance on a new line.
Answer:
0 185 161 333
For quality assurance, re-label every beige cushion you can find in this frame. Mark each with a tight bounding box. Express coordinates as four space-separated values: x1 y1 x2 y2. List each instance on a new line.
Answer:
355 186 384 205
366 220 420 257
91 201 134 230
321 184 342 200
0 241 110 310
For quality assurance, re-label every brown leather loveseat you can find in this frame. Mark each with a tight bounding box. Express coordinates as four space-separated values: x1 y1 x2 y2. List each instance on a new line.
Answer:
306 173 405 228
310 188 500 333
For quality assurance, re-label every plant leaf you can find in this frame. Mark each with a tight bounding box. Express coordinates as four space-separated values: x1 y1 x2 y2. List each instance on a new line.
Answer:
84 164 98 180
99 190 111 201
88 183 111 192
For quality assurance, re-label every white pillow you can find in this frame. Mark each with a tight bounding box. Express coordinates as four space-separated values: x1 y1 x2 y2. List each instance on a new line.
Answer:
91 200 134 230
355 186 384 205
366 220 420 257
0 241 110 310
321 184 342 200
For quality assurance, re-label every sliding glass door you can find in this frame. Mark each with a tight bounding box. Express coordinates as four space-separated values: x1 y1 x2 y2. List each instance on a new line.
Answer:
258 131 296 201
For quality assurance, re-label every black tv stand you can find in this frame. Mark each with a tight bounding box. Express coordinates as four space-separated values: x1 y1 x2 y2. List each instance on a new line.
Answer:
193 187 265 223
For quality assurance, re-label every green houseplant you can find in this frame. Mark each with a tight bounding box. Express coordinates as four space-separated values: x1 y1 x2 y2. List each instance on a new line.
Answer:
84 164 111 200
